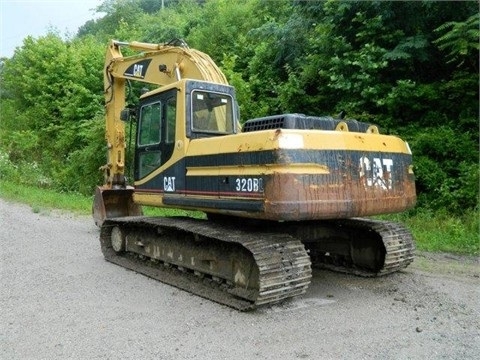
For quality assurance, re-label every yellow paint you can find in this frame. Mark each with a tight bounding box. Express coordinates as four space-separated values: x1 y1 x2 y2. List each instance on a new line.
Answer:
182 129 410 159
186 163 330 176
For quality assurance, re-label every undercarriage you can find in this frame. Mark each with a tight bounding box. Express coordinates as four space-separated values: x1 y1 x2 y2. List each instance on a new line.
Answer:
99 216 414 310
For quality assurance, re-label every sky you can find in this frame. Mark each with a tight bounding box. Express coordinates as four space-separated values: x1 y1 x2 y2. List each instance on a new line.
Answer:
1 0 104 58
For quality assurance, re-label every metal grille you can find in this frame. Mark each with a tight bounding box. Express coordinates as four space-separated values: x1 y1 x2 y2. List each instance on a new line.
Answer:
242 113 374 133
242 116 285 132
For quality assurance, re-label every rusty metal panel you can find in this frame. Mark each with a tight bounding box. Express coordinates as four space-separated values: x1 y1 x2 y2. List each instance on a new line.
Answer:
262 150 416 220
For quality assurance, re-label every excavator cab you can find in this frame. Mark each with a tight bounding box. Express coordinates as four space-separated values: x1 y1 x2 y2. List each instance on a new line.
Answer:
134 80 238 180
138 84 235 176
93 79 239 225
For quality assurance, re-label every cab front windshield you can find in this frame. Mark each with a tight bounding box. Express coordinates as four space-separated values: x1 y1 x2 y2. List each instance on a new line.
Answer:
191 90 234 134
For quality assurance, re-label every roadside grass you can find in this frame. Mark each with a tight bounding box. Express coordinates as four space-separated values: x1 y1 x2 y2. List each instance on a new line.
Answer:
0 180 92 214
1 180 478 255
410 214 478 255
382 210 479 256
0 180 204 218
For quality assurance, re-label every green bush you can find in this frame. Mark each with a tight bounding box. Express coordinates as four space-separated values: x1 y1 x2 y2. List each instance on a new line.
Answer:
405 209 479 255
0 0 478 217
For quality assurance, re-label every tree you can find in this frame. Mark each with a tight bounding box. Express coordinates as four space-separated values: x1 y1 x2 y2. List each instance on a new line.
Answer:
1 0 478 213
434 13 479 69
0 33 105 192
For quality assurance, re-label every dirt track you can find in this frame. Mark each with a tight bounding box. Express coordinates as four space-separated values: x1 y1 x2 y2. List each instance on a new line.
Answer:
1 198 479 359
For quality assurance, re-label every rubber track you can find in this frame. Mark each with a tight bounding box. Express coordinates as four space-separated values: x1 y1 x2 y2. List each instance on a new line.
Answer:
100 217 312 311
314 218 415 277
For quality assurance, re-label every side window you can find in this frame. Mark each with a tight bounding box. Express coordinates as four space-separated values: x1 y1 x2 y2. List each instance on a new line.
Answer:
139 102 161 145
166 97 176 143
138 101 161 179
138 151 161 179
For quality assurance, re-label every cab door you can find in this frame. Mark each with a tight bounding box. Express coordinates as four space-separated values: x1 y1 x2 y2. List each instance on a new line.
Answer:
135 89 177 181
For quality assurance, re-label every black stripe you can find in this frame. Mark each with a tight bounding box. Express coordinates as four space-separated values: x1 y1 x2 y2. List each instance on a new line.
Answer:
185 149 412 170
163 195 264 212
137 149 413 192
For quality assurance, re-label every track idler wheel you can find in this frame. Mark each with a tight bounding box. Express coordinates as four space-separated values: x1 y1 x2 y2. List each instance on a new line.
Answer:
111 226 126 253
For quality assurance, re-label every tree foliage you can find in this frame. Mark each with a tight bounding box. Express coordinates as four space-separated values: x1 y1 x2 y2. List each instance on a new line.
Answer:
0 0 478 215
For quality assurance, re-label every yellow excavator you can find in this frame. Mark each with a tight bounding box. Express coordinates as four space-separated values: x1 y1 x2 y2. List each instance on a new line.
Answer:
93 39 416 310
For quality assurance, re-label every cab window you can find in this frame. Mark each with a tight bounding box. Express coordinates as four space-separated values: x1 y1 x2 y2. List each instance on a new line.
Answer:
139 102 161 145
166 97 176 143
191 91 234 134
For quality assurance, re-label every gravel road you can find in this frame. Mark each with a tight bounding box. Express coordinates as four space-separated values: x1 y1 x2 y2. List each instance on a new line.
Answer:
1 198 479 360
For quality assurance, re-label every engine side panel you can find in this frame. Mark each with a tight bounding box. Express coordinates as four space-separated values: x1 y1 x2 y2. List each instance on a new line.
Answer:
133 146 415 220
